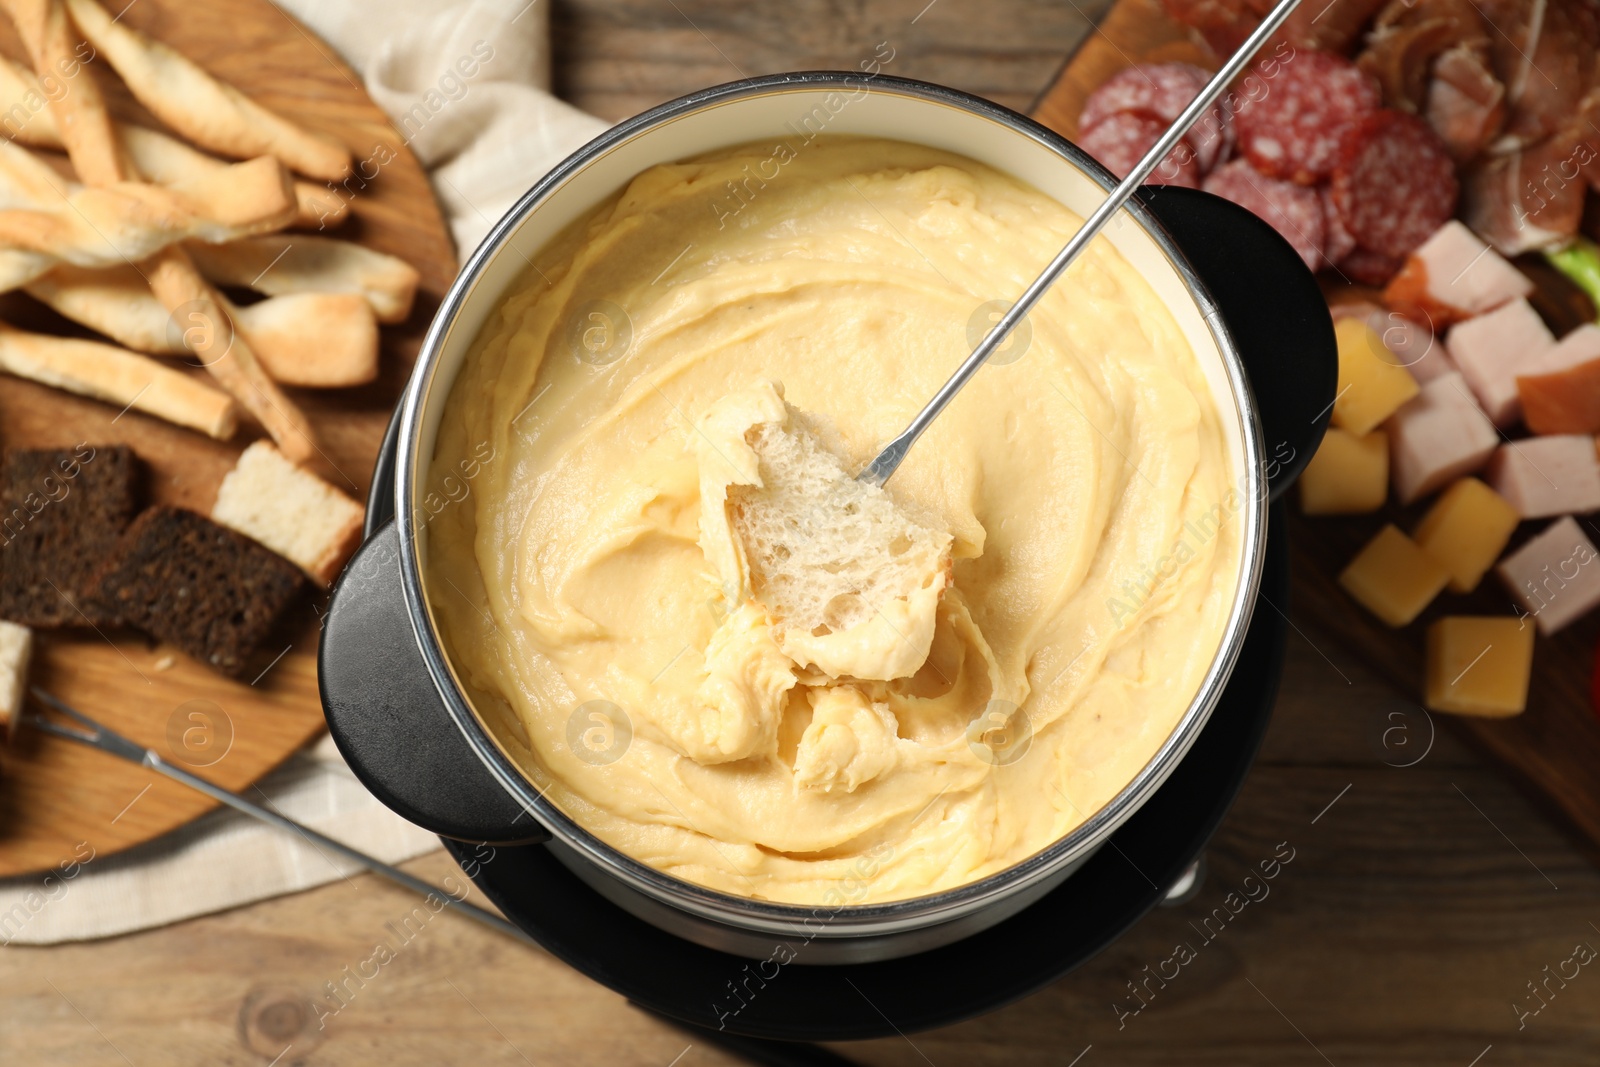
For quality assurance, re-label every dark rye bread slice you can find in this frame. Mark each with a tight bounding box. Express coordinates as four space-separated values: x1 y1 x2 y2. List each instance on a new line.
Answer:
91 506 307 678
0 445 138 628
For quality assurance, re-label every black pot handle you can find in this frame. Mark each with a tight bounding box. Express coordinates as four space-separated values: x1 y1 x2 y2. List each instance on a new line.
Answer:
1141 186 1336 501
319 520 551 846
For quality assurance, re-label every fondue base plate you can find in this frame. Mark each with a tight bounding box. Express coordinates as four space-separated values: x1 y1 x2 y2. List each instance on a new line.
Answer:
440 504 1289 1042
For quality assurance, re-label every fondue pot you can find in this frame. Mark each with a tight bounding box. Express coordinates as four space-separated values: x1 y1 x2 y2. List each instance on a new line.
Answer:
319 74 1335 972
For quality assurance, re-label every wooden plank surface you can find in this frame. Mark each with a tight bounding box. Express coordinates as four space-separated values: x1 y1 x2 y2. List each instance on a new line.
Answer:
0 0 456 876
1028 0 1600 862
5 2 1600 1065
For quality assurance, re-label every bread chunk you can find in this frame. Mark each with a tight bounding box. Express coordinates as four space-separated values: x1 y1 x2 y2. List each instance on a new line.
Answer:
0 619 31 739
696 381 951 681
212 441 364 586
90 506 307 677
0 445 138 628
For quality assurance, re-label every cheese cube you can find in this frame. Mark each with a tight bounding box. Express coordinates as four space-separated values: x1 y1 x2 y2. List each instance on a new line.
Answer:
1495 516 1600 635
1332 317 1421 436
1386 372 1499 504
1331 303 1454 382
1339 524 1451 627
0 619 31 738
1486 435 1600 518
1299 428 1388 514
1444 297 1555 427
1414 478 1520 593
1424 616 1534 717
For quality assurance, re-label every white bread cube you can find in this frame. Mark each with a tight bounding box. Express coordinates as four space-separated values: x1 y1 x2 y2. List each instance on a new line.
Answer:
1497 516 1600 634
1445 298 1555 426
1486 435 1600 519
0 620 32 738
212 441 365 586
1386 372 1498 504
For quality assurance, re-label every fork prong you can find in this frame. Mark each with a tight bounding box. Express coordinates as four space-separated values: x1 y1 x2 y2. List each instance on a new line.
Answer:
20 712 98 745
27 687 151 763
30 687 101 732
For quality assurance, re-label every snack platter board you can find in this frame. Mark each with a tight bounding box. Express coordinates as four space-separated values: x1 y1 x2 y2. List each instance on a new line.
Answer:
1031 0 1600 856
0 0 455 877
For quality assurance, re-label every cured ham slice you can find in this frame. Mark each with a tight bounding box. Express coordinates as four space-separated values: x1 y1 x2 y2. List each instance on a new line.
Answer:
1517 324 1600 434
1487 434 1600 518
1497 516 1600 635
1425 46 1507 162
1463 135 1590 256
1382 220 1534 327
1163 0 1390 62
1445 297 1556 426
1477 0 1599 152
1387 371 1499 503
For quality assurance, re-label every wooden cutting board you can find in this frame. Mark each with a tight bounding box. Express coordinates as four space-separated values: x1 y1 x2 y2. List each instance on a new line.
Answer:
0 1 456 876
1030 0 1600 857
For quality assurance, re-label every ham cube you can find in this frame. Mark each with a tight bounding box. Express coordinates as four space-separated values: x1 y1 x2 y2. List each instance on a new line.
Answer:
1387 371 1499 504
1383 220 1533 327
1516 325 1600 434
1486 435 1600 518
1332 302 1455 383
1444 298 1556 427
1496 516 1600 634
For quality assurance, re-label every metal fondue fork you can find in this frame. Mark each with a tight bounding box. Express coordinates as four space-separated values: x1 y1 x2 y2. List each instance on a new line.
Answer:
23 687 534 945
857 0 1307 488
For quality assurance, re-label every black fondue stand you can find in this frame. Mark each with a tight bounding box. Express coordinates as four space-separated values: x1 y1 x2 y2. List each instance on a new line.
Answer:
336 188 1335 1059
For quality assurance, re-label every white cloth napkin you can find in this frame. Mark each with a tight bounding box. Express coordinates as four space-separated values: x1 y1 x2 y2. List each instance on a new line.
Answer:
284 0 608 256
0 0 608 945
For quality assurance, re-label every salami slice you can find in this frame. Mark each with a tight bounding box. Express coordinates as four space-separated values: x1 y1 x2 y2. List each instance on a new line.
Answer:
1079 63 1232 172
1330 110 1458 257
1320 184 1357 267
1234 50 1380 183
1336 247 1405 286
1079 110 1202 189
1201 159 1325 271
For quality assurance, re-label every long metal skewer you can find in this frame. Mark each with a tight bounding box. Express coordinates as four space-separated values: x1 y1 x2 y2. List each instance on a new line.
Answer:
858 0 1306 487
25 687 533 945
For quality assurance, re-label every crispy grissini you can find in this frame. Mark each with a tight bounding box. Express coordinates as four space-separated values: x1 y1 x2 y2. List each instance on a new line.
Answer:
22 0 319 462
0 147 295 266
222 292 377 387
64 0 351 181
0 57 348 228
145 249 320 461
0 321 236 437
27 263 381 387
186 234 420 323
0 0 125 184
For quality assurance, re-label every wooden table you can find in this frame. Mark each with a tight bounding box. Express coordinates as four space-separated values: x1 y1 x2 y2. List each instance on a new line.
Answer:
5 3 1600 1064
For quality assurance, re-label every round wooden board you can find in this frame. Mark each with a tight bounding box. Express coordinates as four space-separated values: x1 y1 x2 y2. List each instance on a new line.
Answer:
0 1 457 876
